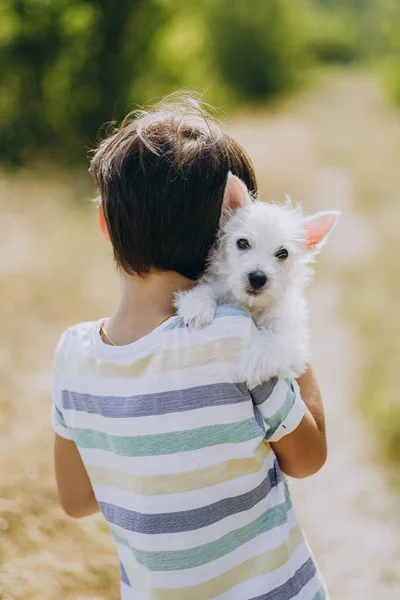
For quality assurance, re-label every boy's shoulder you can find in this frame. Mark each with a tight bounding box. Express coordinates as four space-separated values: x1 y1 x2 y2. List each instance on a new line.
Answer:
57 320 96 345
53 320 98 367
214 304 251 321
212 304 252 341
165 304 253 371
166 303 253 344
165 303 251 332
53 305 253 370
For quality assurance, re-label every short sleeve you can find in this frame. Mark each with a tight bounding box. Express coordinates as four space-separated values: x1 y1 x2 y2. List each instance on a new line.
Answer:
51 330 73 440
250 377 306 442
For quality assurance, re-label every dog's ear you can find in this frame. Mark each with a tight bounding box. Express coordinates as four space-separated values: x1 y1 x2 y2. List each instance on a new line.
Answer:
220 172 251 225
304 211 340 251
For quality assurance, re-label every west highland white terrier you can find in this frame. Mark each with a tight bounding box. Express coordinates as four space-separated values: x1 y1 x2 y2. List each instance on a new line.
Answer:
175 173 340 388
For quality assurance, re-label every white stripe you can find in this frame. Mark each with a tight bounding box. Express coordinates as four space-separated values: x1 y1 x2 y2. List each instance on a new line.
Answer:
118 578 328 600
61 359 241 397
257 378 290 417
115 514 306 589
63 401 252 436
157 315 250 350
213 539 314 600
70 314 250 356
78 437 268 476
60 318 247 376
269 395 306 442
110 485 286 552
51 406 73 440
120 578 146 600
93 460 275 513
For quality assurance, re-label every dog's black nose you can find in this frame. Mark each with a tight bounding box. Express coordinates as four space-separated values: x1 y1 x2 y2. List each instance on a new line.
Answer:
248 271 267 289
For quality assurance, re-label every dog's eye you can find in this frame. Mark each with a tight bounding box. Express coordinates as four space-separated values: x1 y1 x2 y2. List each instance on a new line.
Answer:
275 248 289 260
237 238 251 251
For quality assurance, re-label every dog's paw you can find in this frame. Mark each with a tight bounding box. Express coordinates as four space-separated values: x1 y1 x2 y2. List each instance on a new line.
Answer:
286 360 307 379
266 354 308 380
238 345 278 388
284 346 309 379
175 292 217 328
276 365 302 380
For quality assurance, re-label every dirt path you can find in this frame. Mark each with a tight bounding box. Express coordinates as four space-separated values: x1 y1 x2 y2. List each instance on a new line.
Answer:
229 73 400 599
290 170 400 599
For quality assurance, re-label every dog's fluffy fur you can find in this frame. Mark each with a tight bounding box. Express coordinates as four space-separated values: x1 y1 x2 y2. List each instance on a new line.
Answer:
175 173 339 387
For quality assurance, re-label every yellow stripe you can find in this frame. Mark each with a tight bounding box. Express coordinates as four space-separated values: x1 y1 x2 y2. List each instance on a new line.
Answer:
88 442 271 495
67 337 246 379
124 523 304 600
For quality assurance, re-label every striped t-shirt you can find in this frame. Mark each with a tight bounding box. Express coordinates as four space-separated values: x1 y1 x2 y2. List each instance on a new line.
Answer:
52 304 328 600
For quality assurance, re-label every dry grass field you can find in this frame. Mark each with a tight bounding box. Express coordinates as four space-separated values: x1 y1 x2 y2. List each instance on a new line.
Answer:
1 70 400 599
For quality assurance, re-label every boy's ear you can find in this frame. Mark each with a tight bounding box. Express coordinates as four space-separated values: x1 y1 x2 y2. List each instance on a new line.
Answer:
220 172 251 225
98 202 111 242
304 211 340 251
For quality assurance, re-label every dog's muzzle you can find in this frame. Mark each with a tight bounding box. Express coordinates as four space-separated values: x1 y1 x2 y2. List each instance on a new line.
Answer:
247 271 267 294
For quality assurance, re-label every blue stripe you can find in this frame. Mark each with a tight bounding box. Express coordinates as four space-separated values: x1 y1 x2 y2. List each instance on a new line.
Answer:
54 405 68 427
249 556 317 600
112 490 291 571
253 404 266 433
164 303 251 330
250 377 279 406
120 562 131 587
100 461 281 534
62 382 250 418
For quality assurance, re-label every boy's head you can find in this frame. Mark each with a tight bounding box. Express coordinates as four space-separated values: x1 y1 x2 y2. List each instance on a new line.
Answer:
90 93 257 281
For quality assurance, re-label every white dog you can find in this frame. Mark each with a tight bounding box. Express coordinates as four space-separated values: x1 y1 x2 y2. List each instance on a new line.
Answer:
175 173 339 388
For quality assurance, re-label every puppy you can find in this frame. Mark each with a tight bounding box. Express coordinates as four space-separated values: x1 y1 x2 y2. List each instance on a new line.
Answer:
175 173 339 387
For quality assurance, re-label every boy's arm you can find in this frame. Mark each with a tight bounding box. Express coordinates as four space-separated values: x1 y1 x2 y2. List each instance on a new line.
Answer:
52 329 99 518
270 365 327 478
54 434 100 518
250 364 327 479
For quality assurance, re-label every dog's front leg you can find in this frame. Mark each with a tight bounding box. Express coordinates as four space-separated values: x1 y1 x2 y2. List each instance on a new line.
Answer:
174 280 219 328
238 326 298 388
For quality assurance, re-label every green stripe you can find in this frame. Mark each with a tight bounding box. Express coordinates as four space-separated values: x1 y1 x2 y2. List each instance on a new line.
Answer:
71 418 262 457
313 588 327 600
112 487 293 571
264 381 295 439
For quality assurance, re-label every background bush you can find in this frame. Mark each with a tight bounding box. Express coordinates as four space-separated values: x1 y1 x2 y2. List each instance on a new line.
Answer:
1 0 400 164
204 0 309 101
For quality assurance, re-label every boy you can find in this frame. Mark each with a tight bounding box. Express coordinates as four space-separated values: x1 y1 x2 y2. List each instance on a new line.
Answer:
52 95 328 599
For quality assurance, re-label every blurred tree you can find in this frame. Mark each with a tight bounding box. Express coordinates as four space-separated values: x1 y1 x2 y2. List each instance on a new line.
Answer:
306 6 362 65
2 0 400 165
0 0 167 163
205 0 309 100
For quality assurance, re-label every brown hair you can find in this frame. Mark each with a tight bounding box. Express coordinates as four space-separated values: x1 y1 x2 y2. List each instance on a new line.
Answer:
90 93 257 280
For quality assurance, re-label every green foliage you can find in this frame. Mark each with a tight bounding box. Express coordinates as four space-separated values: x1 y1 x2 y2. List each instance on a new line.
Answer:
310 0 400 104
204 0 309 101
307 8 362 64
362 0 400 104
2 0 400 164
356 288 400 465
132 4 226 107
0 0 167 163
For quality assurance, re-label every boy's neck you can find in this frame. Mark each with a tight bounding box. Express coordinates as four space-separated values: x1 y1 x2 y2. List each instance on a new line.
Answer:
104 270 194 345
